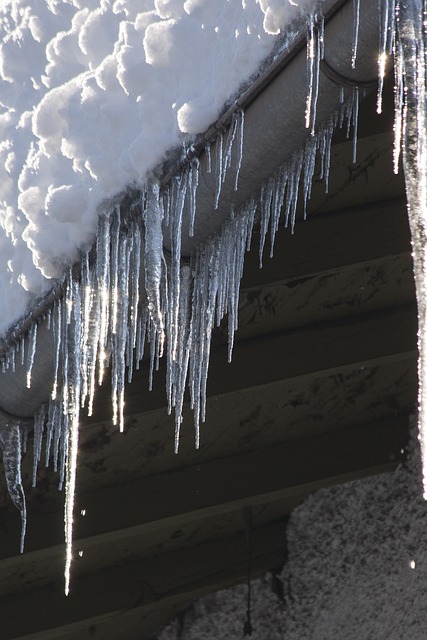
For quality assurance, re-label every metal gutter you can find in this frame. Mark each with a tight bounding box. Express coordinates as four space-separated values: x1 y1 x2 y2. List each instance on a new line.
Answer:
174 0 382 255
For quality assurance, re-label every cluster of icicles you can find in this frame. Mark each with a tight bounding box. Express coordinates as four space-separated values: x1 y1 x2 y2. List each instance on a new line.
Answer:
1 0 426 595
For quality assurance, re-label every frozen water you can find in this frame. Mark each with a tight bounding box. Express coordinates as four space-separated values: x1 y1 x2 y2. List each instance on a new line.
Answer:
0 412 27 553
351 0 360 69
305 11 324 134
394 0 427 497
25 321 37 389
377 0 395 114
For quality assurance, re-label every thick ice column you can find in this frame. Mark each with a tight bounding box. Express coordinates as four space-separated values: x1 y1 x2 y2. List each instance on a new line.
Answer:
396 0 427 496
0 410 30 553
143 183 166 345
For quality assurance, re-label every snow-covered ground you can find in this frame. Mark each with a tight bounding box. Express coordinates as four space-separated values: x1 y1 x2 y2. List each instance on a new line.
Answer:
0 0 313 336
157 422 427 640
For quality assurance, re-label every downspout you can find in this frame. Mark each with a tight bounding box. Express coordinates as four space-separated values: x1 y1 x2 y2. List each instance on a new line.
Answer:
0 0 381 420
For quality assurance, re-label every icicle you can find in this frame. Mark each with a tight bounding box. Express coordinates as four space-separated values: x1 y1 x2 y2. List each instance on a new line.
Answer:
351 87 359 163
305 12 324 134
63 270 82 595
342 90 360 164
21 423 28 455
189 241 218 448
135 307 148 370
25 321 38 389
205 142 212 174
377 0 396 113
127 222 142 383
351 0 360 69
85 259 100 418
170 264 192 452
80 251 91 409
144 183 165 349
394 36 404 174
186 198 258 449
0 413 26 553
306 13 316 130
65 269 74 326
259 178 274 267
14 338 19 359
20 335 25 367
51 298 62 402
285 150 304 232
222 116 238 185
245 198 257 253
111 229 131 432
162 186 171 228
5 348 11 372
216 234 229 326
214 132 224 209
58 412 67 490
318 117 336 194
302 136 318 218
377 49 387 115
395 0 427 498
148 321 156 392
9 345 15 373
188 158 200 237
96 210 111 385
32 405 46 487
45 398 58 466
168 175 187 363
59 301 69 481
234 109 245 191
53 399 65 476
110 205 121 336
226 208 255 363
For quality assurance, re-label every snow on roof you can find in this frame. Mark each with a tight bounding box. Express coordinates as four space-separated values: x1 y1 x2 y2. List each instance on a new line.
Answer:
0 0 312 337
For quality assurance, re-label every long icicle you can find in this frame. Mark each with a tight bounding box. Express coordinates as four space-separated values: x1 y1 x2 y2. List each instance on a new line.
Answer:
64 270 82 595
395 0 427 497
0 413 27 553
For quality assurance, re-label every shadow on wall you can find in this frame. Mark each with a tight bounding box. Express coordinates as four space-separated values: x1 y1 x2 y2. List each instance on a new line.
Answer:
156 417 427 640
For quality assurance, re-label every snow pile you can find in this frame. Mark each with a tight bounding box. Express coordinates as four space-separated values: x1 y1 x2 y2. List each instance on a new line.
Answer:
0 0 312 336
157 423 427 640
